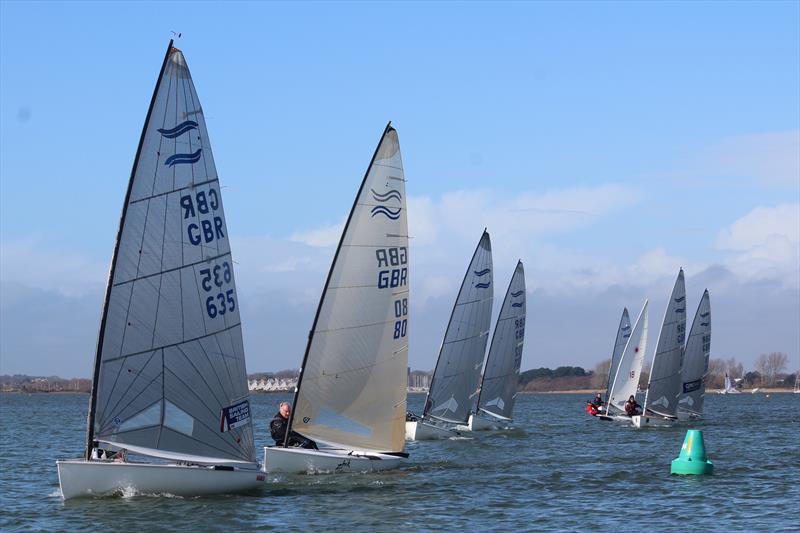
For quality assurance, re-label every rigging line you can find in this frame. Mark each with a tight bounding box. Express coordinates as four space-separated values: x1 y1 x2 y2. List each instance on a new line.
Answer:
112 251 231 287
101 323 242 363
97 364 163 432
371 162 403 170
128 178 219 205
174 343 228 410
162 367 248 456
97 349 161 430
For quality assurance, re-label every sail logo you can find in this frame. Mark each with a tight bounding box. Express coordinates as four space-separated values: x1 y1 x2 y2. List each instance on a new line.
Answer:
486 397 505 410
511 290 524 297
511 301 524 308
700 312 710 318
683 379 702 393
370 188 402 220
674 296 686 303
474 269 491 277
700 322 709 327
165 148 202 167
157 120 198 139
675 308 685 313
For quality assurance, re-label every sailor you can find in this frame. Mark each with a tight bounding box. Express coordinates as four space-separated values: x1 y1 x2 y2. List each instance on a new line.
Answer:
624 395 641 416
270 401 318 449
591 393 604 409
586 400 598 416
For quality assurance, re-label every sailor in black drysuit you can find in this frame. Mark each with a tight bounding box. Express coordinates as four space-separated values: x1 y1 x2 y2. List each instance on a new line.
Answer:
270 402 317 449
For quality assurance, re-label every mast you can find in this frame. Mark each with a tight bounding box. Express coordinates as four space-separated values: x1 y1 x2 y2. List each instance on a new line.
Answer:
422 229 490 420
284 122 395 445
474 260 521 412
85 40 174 460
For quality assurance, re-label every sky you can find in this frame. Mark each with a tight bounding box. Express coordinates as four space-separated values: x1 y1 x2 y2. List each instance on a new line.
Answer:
1 1 798 378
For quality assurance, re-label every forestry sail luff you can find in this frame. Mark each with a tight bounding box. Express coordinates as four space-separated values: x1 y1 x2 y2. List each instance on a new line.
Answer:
606 301 648 415
57 41 262 499
475 261 526 422
642 269 686 419
423 231 493 425
286 123 409 455
678 290 710 415
605 308 631 403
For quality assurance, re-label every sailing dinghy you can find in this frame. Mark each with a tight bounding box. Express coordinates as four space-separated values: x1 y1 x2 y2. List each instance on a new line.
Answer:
632 269 686 428
590 308 631 416
677 290 710 419
262 124 409 473
406 231 493 440
597 301 648 423
458 261 526 431
57 41 264 499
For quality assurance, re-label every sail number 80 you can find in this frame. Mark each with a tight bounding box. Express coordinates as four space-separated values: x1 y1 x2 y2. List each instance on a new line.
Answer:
393 298 408 339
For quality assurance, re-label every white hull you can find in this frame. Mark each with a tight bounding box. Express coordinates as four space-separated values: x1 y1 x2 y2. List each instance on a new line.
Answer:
597 414 635 424
405 420 459 440
456 413 504 432
631 414 676 428
56 459 264 500
262 447 403 474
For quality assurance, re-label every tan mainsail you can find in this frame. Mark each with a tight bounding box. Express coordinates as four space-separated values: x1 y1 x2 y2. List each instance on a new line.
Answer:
291 125 409 453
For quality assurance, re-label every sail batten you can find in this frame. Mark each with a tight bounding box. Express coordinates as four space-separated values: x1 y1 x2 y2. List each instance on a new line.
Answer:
476 261 526 420
289 124 409 454
424 231 494 424
87 43 254 464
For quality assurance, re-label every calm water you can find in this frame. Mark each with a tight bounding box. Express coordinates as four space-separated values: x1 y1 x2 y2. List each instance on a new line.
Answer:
1 392 798 531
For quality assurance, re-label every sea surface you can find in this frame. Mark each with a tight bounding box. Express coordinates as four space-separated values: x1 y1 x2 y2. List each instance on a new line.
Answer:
1 392 798 531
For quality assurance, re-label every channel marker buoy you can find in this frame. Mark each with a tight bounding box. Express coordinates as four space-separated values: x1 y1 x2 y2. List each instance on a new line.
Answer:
671 429 714 475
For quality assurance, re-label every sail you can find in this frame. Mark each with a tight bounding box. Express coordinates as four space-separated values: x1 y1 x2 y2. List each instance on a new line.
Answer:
678 290 710 414
607 301 648 414
289 124 409 454
605 308 631 402
87 42 255 464
643 269 686 418
424 231 493 424
724 373 731 392
477 261 526 420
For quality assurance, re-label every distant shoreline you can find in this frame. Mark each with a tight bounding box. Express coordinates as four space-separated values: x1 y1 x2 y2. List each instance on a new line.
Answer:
3 388 796 395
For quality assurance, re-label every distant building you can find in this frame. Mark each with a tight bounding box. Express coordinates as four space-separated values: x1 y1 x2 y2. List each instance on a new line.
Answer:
407 368 432 392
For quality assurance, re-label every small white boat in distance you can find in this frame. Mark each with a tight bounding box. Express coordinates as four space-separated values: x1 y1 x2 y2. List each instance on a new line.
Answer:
460 261 527 432
57 41 264 499
405 230 494 440
597 301 649 424
264 124 410 473
719 373 741 394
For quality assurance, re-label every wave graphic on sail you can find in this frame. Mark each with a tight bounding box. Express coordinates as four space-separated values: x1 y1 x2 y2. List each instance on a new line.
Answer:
164 148 202 167
371 205 402 219
157 120 198 138
371 188 402 202
474 269 491 276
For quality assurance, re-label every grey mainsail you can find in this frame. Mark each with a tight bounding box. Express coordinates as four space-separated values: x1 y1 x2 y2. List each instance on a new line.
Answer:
423 231 493 424
87 42 255 465
476 261 526 420
288 124 409 454
643 269 686 418
678 290 710 414
605 308 631 402
607 301 648 415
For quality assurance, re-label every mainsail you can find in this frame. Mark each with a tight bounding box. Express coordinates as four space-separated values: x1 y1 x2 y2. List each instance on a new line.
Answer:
678 291 710 414
423 231 493 424
607 301 649 415
288 124 409 454
86 42 255 464
476 261 526 420
605 308 631 402
643 269 686 418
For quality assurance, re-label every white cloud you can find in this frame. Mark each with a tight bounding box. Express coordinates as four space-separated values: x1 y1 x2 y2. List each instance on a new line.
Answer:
716 203 800 288
290 217 345 247
702 130 800 187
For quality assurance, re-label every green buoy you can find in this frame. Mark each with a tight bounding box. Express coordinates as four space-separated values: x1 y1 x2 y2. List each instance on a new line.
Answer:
671 429 714 475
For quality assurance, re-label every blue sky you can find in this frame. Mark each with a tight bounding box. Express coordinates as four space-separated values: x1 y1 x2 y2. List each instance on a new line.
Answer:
1 1 798 377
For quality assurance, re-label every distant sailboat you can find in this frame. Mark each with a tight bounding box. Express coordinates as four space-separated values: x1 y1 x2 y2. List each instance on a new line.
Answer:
57 41 264 499
677 290 711 419
598 301 649 423
601 308 631 412
461 261 526 431
406 231 493 440
263 124 409 473
633 269 686 428
720 373 740 394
